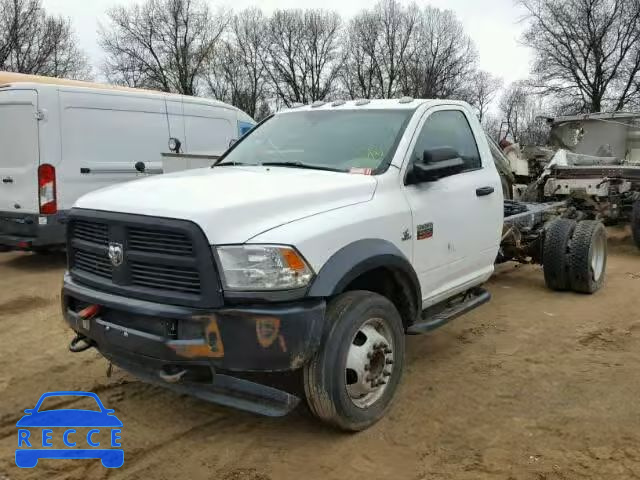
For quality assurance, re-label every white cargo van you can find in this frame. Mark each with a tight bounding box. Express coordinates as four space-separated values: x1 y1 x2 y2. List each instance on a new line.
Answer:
0 73 254 252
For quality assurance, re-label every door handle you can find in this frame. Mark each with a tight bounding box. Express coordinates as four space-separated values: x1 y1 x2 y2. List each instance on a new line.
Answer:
2 177 13 184
476 186 494 197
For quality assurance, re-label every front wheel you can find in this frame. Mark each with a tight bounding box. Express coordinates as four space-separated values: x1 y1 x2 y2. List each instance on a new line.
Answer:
303 291 405 431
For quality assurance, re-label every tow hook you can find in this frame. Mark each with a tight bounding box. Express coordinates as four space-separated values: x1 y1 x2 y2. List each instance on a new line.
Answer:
69 334 95 353
159 366 188 384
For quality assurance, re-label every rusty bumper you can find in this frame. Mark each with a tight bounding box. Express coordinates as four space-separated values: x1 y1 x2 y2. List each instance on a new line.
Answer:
62 274 326 416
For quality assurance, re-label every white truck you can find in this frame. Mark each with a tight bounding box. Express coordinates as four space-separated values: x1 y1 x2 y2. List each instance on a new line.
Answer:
62 99 607 431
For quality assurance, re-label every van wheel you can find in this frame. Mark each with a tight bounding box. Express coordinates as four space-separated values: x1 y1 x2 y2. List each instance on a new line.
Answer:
632 200 640 249
303 291 405 432
568 221 607 294
543 218 577 291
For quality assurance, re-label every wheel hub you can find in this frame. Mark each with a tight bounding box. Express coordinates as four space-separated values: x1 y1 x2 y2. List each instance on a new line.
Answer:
590 233 606 282
345 319 394 409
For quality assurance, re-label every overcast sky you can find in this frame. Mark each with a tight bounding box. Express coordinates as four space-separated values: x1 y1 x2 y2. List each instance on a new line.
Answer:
41 0 532 85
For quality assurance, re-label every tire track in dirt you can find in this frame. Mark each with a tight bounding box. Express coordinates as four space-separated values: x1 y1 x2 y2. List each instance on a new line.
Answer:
0 379 134 441
0 296 54 317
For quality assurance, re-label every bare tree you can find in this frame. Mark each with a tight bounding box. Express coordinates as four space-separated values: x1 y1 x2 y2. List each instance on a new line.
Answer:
341 12 381 99
342 2 476 101
264 9 343 106
521 0 640 113
100 0 229 95
342 0 417 99
399 7 477 99
468 71 502 123
376 0 418 99
208 8 270 117
0 0 91 79
499 82 548 145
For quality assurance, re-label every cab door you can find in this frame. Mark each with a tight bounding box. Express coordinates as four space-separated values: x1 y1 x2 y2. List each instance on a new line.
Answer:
401 106 502 305
0 89 40 213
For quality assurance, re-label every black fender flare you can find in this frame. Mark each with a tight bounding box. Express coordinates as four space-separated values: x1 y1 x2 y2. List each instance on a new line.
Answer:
307 239 421 320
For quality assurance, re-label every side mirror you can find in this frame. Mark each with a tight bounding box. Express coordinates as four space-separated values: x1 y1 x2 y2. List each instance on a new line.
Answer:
409 147 465 183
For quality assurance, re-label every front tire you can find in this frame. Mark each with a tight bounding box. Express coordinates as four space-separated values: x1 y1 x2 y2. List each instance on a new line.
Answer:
303 291 405 432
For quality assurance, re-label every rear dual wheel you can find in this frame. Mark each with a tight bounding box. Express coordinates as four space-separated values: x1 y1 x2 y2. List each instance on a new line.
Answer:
303 291 405 432
568 221 607 293
543 219 607 294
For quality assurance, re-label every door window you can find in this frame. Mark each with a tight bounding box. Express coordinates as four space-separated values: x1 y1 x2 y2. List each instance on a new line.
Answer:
411 110 481 172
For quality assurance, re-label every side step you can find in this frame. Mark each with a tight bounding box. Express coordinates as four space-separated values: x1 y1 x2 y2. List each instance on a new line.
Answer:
407 288 491 335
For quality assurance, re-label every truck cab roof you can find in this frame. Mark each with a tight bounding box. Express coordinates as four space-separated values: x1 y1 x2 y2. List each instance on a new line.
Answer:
278 98 473 113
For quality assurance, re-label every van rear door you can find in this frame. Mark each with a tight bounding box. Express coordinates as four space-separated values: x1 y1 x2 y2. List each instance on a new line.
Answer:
0 89 40 213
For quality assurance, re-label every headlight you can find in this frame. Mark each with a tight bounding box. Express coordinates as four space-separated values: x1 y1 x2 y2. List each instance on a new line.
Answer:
215 245 314 291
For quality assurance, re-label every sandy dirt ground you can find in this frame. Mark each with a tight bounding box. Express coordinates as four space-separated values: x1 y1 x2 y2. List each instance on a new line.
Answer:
1 229 640 480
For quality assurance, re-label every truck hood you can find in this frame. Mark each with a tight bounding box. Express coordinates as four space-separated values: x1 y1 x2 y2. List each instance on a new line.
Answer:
74 166 377 244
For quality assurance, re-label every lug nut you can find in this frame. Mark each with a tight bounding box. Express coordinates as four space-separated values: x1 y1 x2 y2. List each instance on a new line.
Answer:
386 359 394 365
384 348 392 354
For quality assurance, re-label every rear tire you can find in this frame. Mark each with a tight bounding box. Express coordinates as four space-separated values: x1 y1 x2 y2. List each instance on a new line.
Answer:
303 291 405 432
632 200 640 249
568 221 607 294
543 219 577 291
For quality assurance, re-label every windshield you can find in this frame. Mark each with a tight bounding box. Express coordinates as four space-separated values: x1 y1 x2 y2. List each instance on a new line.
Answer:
217 109 413 173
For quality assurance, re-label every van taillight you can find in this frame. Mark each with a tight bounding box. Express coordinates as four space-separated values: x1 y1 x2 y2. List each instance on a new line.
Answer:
38 164 57 215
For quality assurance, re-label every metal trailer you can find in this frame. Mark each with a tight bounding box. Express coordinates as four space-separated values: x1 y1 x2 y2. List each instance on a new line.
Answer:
530 112 640 249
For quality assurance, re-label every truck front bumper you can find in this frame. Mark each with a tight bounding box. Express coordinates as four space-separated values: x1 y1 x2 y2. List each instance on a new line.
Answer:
62 274 326 416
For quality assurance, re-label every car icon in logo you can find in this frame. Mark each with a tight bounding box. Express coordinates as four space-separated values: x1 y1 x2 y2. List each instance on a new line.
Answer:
15 391 123 468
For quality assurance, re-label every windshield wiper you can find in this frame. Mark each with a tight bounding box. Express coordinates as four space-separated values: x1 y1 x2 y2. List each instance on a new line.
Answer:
260 161 346 173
